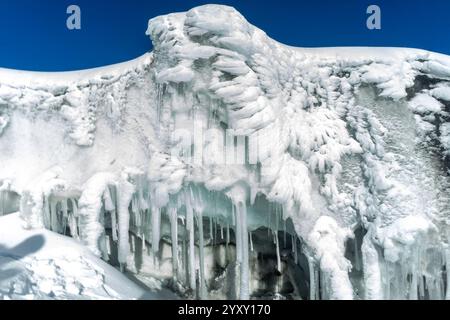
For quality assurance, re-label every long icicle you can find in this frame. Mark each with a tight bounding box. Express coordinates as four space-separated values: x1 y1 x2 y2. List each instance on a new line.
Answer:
117 177 134 270
0 190 3 216
446 249 450 300
197 210 206 299
61 199 68 235
43 196 50 230
169 207 179 279
237 201 249 300
106 186 118 242
293 235 298 264
151 205 161 263
50 198 58 232
307 255 316 300
185 190 196 292
68 198 79 239
275 231 281 273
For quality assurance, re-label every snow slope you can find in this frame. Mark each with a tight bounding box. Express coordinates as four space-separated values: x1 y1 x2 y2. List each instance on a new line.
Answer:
1 4 450 300
0 213 176 299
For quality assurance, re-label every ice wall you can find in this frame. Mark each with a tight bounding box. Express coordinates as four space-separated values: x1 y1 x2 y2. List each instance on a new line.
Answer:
1 4 450 300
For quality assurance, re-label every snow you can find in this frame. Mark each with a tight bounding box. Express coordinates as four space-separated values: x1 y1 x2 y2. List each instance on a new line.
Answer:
409 93 443 114
431 85 450 101
379 215 437 264
307 216 353 299
1 4 450 300
361 231 382 300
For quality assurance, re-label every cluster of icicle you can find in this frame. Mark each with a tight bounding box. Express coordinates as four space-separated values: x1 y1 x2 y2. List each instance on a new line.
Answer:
17 168 285 299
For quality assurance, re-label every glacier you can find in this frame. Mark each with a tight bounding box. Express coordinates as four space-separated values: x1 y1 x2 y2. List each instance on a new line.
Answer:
0 4 450 300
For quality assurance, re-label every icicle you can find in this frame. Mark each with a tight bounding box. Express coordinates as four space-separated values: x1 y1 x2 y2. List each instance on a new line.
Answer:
249 231 254 252
418 275 425 300
446 250 450 300
293 235 298 264
182 234 188 286
156 83 164 122
275 205 280 231
176 237 182 279
196 210 206 299
213 217 217 246
324 270 335 300
354 234 361 271
61 199 68 235
43 196 51 229
385 263 391 299
98 206 109 261
231 204 235 226
169 207 179 278
185 190 196 291
291 235 295 254
130 233 135 253
307 255 316 300
235 201 249 300
105 235 111 254
111 210 118 241
235 206 242 264
104 187 118 241
209 215 213 240
226 222 230 254
71 198 78 217
151 205 161 258
50 198 58 232
0 190 3 216
68 198 79 239
104 187 115 211
409 250 419 300
220 223 224 240
275 231 281 273
141 226 146 253
130 195 138 221
315 268 320 299
117 177 135 268
139 185 148 213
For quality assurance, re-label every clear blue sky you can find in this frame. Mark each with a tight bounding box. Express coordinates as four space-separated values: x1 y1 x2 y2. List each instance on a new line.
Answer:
0 0 449 71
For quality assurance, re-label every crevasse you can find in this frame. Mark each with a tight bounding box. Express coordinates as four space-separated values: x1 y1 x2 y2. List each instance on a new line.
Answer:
0 4 450 300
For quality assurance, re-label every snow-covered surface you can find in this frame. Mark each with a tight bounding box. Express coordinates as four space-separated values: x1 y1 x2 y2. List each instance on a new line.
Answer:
0 4 449 300
0 213 176 299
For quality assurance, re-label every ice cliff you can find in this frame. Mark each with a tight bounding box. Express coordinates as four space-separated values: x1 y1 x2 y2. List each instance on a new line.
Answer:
1 4 450 300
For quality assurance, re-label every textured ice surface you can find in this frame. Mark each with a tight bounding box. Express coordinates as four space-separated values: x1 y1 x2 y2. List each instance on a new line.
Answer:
1 4 450 300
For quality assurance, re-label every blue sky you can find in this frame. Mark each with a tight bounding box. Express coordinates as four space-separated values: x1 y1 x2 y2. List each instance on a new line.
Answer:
0 0 449 71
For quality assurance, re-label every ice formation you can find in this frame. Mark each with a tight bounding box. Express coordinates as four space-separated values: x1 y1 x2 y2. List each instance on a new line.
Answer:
0 5 449 300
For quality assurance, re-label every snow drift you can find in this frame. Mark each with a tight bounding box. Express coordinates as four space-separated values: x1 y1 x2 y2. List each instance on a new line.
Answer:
1 4 449 300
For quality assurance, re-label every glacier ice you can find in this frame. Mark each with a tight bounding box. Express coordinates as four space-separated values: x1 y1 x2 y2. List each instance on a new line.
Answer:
1 4 450 300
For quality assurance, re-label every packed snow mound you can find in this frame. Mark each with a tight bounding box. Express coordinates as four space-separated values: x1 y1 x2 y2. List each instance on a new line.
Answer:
0 213 176 299
0 4 449 300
